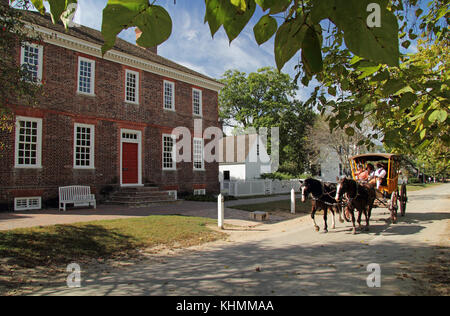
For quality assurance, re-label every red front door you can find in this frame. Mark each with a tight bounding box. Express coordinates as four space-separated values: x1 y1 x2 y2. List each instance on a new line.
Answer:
122 142 139 184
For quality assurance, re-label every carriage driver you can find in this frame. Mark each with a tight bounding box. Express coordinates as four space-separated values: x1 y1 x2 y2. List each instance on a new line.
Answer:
369 163 387 189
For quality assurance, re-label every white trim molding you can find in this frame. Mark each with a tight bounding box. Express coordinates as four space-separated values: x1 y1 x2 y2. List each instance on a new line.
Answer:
24 23 224 92
73 123 95 169
20 42 44 84
125 69 140 104
162 133 177 171
77 56 96 96
192 88 203 117
14 116 43 169
120 129 143 187
14 196 42 211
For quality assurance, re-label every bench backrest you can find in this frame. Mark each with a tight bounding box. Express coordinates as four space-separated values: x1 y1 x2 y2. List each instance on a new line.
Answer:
59 185 92 201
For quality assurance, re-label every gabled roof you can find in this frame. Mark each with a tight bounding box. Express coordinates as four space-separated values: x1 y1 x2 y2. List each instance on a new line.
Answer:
219 134 259 164
18 9 222 87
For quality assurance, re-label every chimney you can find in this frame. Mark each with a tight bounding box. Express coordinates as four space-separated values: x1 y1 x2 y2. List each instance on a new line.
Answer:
135 28 158 55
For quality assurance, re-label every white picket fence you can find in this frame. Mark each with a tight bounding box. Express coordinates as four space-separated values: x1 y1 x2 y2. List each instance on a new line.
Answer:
221 179 303 197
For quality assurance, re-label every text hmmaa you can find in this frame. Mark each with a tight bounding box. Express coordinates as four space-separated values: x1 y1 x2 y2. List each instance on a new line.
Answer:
221 300 274 311
176 300 274 313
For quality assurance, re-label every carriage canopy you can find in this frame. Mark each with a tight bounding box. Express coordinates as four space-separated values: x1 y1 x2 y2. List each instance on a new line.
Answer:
349 153 402 194
350 153 400 162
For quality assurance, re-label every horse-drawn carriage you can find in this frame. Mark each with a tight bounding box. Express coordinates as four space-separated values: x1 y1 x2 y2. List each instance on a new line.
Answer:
348 153 408 221
300 153 408 234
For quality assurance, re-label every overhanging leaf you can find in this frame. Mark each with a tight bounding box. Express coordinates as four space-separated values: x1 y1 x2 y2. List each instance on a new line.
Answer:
428 109 448 123
253 14 277 45
274 15 308 71
230 0 247 11
311 0 399 67
30 0 46 15
255 0 291 14
205 0 256 43
301 25 323 75
102 1 172 55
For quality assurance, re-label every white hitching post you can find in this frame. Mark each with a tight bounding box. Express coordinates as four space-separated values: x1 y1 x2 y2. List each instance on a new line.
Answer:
291 188 295 214
218 194 224 229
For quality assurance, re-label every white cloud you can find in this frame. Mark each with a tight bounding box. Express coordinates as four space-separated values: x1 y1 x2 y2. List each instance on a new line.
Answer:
39 0 314 100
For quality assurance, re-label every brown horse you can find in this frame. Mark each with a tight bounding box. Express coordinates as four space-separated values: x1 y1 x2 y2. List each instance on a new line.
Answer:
301 178 344 233
335 177 376 234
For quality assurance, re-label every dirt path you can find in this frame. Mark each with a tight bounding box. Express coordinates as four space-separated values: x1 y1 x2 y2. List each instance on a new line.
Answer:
22 184 450 295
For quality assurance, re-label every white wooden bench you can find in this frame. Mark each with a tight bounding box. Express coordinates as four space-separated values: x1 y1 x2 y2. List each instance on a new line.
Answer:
59 185 96 211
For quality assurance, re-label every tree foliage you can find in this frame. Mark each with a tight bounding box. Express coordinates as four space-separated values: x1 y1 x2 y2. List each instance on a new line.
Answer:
219 67 316 174
1 1 42 134
7 0 449 175
306 0 449 176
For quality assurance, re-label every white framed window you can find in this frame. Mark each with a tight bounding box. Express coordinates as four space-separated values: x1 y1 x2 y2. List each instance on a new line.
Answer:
193 138 204 170
20 43 43 83
15 116 42 168
14 197 42 211
192 88 202 116
74 123 95 169
193 189 206 196
162 134 176 170
167 190 178 200
77 57 95 95
163 80 175 111
125 69 139 104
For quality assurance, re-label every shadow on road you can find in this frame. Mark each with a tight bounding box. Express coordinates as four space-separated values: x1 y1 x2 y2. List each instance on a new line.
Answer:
26 237 449 296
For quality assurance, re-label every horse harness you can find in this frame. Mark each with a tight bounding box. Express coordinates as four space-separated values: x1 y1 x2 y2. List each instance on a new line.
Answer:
310 181 340 206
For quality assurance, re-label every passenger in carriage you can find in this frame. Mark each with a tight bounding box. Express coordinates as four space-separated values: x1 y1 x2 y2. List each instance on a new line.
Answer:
369 163 387 189
355 164 369 181
366 163 375 181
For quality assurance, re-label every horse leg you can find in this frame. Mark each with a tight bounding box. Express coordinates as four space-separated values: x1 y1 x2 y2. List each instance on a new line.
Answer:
364 206 371 231
311 207 320 232
349 208 357 235
357 208 363 230
323 207 328 233
330 207 336 229
337 205 345 223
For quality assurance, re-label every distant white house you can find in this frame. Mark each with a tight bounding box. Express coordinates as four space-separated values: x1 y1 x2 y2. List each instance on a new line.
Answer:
313 146 348 183
218 134 271 182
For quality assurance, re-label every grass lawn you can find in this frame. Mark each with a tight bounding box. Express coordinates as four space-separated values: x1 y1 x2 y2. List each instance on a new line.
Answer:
406 183 443 192
0 215 224 269
228 198 312 214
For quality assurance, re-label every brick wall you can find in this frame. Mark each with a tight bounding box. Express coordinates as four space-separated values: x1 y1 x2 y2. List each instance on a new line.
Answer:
0 41 221 209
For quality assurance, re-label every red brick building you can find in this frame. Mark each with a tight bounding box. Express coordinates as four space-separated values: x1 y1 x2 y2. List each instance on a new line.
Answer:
0 9 223 211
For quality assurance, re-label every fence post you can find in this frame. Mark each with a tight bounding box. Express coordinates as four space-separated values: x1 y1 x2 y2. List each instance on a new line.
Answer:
291 188 295 214
218 194 224 229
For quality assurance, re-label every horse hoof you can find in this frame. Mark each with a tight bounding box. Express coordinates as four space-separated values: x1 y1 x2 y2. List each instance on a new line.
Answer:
324 229 328 233
331 225 336 229
352 229 357 235
314 226 320 232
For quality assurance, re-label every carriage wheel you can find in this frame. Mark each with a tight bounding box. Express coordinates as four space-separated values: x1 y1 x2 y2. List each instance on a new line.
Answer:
389 191 398 223
399 184 407 217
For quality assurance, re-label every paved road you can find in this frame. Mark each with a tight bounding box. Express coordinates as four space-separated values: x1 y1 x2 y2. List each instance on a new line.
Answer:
30 184 450 296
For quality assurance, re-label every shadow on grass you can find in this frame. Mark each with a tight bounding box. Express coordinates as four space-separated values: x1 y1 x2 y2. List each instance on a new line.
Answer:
0 224 136 268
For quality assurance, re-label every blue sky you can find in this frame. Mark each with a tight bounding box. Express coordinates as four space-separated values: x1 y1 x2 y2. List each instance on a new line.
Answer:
33 0 423 104
67 0 315 101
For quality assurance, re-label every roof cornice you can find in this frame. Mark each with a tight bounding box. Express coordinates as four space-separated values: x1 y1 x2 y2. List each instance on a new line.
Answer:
24 23 224 92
